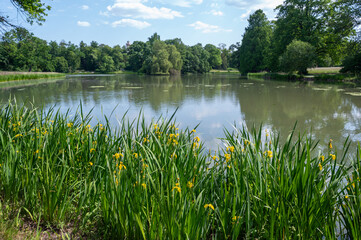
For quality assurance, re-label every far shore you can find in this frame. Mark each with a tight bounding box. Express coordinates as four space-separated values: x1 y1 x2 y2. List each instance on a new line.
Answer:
0 71 66 82
0 71 60 75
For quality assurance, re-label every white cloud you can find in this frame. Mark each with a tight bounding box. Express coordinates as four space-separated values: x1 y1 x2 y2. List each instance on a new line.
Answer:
106 0 183 19
111 19 151 29
189 21 232 33
210 10 223 16
81 5 89 10
164 0 203 7
225 0 283 10
77 21 91 27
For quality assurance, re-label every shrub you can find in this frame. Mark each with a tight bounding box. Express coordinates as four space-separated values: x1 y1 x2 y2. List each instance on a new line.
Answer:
279 40 316 75
341 51 361 75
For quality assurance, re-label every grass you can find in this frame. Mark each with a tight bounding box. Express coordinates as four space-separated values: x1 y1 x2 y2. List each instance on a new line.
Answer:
0 73 66 82
308 67 342 74
248 70 359 85
210 68 240 74
0 102 360 239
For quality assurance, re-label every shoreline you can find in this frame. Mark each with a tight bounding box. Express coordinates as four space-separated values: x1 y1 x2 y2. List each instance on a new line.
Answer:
0 72 66 82
248 71 360 86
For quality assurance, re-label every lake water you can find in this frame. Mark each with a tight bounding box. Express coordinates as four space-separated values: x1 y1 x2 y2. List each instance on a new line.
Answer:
1 74 361 153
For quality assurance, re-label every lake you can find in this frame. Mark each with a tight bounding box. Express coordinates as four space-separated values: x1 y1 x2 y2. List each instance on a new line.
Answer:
1 73 361 152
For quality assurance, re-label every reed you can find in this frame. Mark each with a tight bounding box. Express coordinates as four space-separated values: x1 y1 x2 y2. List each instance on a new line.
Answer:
0 102 360 239
0 73 65 82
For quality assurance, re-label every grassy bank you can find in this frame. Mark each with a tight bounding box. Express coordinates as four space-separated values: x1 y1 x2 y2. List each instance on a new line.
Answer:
0 72 65 82
0 103 360 239
210 68 240 74
248 68 359 85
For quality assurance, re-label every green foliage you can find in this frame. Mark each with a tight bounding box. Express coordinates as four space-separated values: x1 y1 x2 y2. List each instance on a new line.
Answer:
204 44 222 69
0 30 230 75
184 44 211 73
167 45 183 72
0 28 129 73
228 42 241 69
269 0 357 70
142 40 183 75
148 40 172 74
219 43 230 70
125 41 148 72
238 10 272 75
54 57 68 73
96 55 115 73
341 51 361 75
1 103 361 238
1 0 51 30
279 40 316 75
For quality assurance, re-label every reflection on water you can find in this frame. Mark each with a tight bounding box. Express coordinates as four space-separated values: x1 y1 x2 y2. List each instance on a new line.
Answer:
0 74 360 152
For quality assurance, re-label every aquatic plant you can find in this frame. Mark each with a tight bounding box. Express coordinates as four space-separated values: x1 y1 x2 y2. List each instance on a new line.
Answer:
0 102 360 239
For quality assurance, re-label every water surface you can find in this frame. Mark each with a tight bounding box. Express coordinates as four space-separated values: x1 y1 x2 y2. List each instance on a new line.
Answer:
1 74 360 152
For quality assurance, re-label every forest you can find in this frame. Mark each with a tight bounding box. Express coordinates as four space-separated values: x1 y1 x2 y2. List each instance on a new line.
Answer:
0 29 235 75
0 0 360 75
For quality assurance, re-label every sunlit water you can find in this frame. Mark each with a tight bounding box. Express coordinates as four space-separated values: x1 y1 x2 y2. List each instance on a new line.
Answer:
1 74 361 154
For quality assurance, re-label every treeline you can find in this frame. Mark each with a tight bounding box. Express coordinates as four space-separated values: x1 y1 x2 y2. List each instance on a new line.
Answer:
0 29 238 74
238 0 361 75
1 0 359 76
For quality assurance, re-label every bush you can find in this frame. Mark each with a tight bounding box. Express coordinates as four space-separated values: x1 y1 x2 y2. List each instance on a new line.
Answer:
341 51 361 75
279 40 316 75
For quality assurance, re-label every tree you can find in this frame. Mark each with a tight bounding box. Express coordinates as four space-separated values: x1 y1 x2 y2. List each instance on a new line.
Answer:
97 55 115 73
270 0 357 69
204 44 222 69
148 33 161 45
279 40 316 75
238 9 272 75
144 40 172 75
111 45 125 70
218 44 230 70
54 56 68 73
126 41 148 72
1 0 51 31
182 44 211 74
228 42 241 69
341 51 361 75
167 44 183 74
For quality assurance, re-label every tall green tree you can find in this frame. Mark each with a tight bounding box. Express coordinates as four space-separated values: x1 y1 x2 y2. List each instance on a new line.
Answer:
218 43 230 70
126 41 148 72
149 40 172 74
238 9 272 75
228 42 241 69
167 44 183 73
270 0 357 69
111 45 125 70
204 44 222 69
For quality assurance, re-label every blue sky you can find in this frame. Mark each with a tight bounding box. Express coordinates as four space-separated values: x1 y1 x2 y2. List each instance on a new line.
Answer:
1 0 283 48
